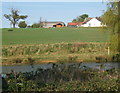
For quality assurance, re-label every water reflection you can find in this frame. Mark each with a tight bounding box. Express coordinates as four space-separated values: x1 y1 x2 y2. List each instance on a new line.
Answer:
2 62 119 73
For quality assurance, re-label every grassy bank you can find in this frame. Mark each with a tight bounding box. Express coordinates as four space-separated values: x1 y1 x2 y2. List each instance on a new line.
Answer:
2 42 115 65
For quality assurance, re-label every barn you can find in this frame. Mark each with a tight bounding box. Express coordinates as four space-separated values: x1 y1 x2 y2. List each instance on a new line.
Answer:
41 21 65 28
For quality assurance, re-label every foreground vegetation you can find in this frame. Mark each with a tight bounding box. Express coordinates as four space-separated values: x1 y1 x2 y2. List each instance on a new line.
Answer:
3 42 119 65
2 28 110 45
2 63 119 92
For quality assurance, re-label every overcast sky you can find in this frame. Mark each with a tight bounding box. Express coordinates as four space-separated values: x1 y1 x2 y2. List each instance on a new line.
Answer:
2 2 107 28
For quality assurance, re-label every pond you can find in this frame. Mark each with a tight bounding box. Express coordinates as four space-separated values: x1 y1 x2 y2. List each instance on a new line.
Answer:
1 62 119 73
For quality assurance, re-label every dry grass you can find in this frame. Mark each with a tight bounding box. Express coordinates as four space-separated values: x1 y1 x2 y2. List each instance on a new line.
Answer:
2 42 114 65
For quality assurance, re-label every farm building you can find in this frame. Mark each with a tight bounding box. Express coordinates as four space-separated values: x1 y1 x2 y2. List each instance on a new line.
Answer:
41 21 65 28
81 17 104 27
67 22 78 27
67 22 84 27
68 17 105 27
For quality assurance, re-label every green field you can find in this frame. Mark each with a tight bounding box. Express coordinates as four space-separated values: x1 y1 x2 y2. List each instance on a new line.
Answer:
2 27 110 45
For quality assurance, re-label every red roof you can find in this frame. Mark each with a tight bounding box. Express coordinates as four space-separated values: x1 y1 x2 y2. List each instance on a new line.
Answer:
68 17 102 26
68 22 78 26
68 22 85 26
77 22 84 25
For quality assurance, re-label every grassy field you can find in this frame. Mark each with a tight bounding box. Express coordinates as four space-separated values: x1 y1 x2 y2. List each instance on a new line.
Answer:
2 27 114 65
2 27 110 45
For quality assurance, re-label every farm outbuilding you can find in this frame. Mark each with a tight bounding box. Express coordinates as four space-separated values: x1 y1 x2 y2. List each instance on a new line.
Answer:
67 22 78 27
53 23 63 28
67 22 85 27
41 21 65 28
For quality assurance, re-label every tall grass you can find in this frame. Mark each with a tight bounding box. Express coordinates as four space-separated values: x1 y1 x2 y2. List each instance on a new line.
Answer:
2 42 113 65
2 42 108 56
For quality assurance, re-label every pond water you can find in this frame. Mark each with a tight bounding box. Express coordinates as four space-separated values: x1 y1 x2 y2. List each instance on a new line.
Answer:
1 62 119 73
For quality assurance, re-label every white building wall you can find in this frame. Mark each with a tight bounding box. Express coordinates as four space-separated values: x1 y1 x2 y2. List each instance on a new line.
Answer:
46 23 56 28
81 18 103 27
43 23 56 28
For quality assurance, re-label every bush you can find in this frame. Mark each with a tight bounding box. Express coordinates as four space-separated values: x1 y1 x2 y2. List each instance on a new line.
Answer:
32 23 40 28
18 21 27 28
8 29 13 31
27 25 32 28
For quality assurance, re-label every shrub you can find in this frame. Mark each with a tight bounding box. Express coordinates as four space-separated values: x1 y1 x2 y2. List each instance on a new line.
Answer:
32 23 40 28
27 25 32 28
18 21 27 28
8 29 13 31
